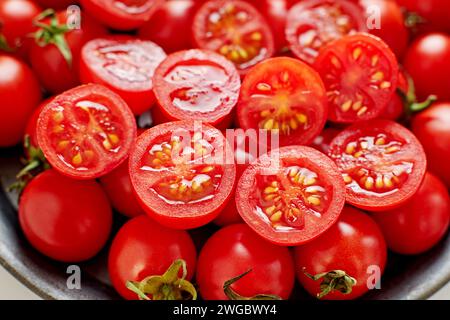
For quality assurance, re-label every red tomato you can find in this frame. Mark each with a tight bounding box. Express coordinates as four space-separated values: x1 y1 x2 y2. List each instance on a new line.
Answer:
310 127 341 154
129 121 236 229
373 173 450 255
30 10 106 94
245 0 289 52
0 54 41 147
294 206 387 300
152 49 240 128
237 57 328 147
358 0 408 58
314 34 399 123
286 0 366 64
100 160 145 218
108 215 197 300
19 169 112 262
80 36 166 115
380 69 409 120
236 146 346 246
0 0 41 54
397 0 450 33
196 224 295 300
35 0 78 9
192 0 275 75
412 103 450 188
138 0 199 53
328 120 427 211
80 0 163 30
403 33 450 102
36 84 137 180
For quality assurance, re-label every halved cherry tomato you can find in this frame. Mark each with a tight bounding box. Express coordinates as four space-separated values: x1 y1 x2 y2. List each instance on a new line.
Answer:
294 206 387 300
108 215 197 300
372 172 450 255
80 0 163 30
286 0 366 64
19 169 112 262
196 224 295 300
237 57 328 147
314 34 399 123
328 120 427 211
129 121 236 230
236 146 346 246
152 49 240 128
80 36 166 115
192 0 275 75
36 84 137 179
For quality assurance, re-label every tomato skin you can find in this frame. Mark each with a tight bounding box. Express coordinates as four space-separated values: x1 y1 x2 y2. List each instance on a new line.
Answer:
310 127 341 154
0 0 41 55
196 224 295 300
80 36 166 115
358 0 408 58
29 11 107 94
100 160 145 218
403 33 450 102
294 206 387 300
80 0 163 30
0 54 42 147
372 173 450 255
412 103 450 188
138 0 199 53
108 215 197 300
396 0 450 33
19 169 112 262
35 0 78 9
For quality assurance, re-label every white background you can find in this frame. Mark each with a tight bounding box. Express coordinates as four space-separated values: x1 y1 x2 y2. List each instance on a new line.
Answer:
0 265 449 300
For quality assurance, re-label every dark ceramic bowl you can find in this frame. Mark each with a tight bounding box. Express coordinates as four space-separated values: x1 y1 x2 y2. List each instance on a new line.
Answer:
1 150 449 300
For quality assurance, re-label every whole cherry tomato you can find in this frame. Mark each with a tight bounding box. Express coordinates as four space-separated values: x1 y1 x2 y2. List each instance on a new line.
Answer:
397 0 450 33
138 0 199 53
29 10 106 94
373 172 450 255
108 215 197 300
0 54 41 147
35 0 79 10
196 224 295 300
19 169 112 262
412 102 450 188
403 33 450 102
294 206 387 300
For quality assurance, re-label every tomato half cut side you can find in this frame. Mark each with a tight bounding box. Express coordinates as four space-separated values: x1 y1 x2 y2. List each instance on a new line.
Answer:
80 36 167 115
36 84 137 180
192 0 275 75
129 121 236 230
80 0 164 30
236 146 346 246
152 49 240 127
286 0 366 64
314 34 399 123
237 57 328 147
328 120 427 211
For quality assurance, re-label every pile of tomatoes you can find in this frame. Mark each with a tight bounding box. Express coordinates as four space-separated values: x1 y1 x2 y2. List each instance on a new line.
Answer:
1 0 449 301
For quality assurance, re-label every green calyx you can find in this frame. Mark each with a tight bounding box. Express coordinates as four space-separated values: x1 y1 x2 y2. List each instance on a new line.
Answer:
33 9 72 67
126 259 197 301
399 74 437 116
9 135 50 194
0 33 14 53
304 269 357 299
223 269 282 301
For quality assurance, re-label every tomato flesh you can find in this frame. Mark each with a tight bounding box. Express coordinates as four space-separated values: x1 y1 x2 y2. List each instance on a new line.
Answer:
129 121 236 229
80 37 166 115
236 146 345 246
314 34 398 123
237 57 328 147
328 120 427 211
192 0 274 75
286 0 366 64
153 49 240 126
37 84 137 179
